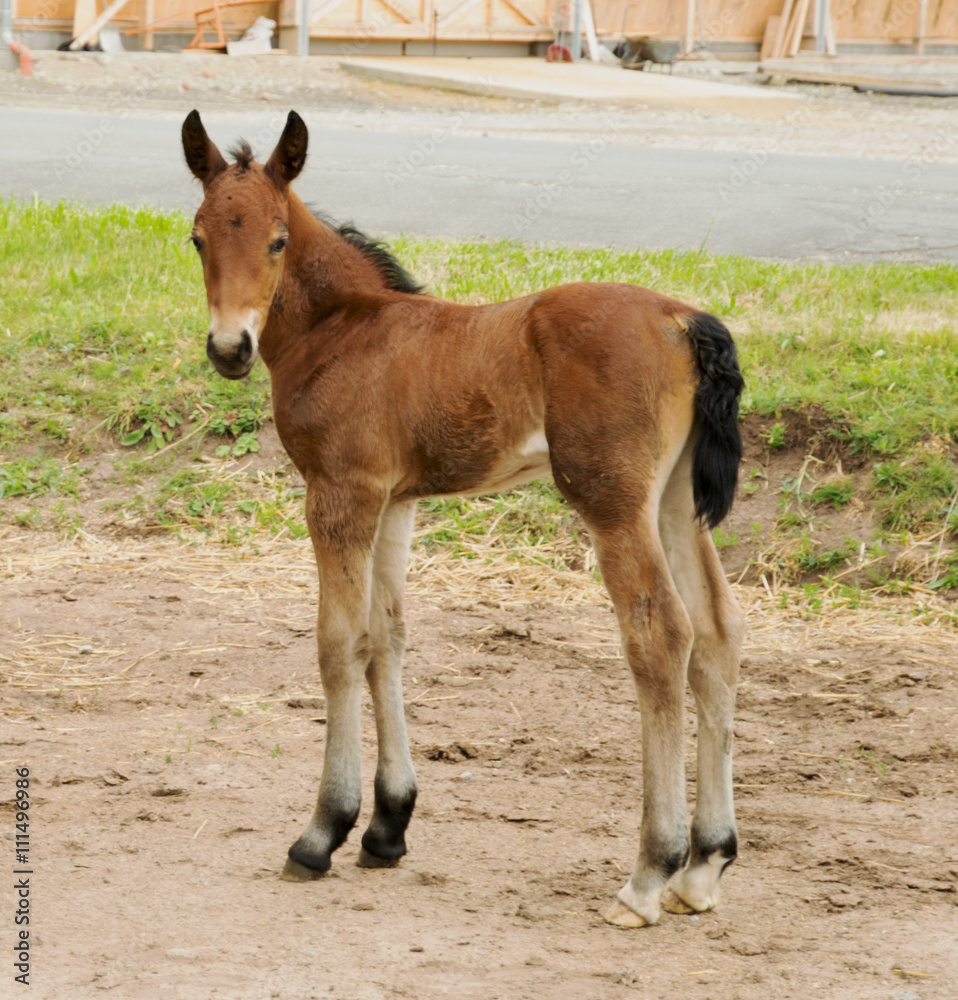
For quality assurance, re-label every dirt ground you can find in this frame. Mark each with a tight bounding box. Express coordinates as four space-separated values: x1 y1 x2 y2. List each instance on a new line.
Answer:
2 519 956 1000
3 45 958 1000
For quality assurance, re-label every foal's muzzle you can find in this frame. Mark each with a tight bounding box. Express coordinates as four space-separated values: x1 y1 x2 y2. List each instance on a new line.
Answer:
207 330 256 380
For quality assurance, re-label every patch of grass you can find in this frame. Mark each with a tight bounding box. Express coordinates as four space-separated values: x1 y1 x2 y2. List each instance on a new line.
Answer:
809 477 856 509
144 466 308 543
416 482 588 573
0 197 269 456
872 452 956 530
712 527 739 549
5 198 958 581
0 456 83 498
794 536 856 575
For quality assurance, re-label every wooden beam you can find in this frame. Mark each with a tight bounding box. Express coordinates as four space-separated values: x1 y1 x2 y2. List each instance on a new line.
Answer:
772 0 795 60
70 0 132 48
143 0 154 49
437 0 482 29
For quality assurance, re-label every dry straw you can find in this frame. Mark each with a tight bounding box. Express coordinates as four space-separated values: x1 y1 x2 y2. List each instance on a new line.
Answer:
1 521 955 704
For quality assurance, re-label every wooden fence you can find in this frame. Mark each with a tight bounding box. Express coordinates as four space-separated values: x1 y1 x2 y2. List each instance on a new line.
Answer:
12 0 958 49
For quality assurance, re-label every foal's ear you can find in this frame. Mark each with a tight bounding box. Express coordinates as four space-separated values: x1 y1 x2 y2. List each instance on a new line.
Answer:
264 111 308 192
182 110 228 189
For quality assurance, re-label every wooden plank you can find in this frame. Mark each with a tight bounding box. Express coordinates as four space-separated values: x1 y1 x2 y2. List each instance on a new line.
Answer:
309 0 349 24
70 0 132 46
772 0 794 59
437 0 481 29
786 0 810 56
824 9 835 55
72 0 98 39
760 14 780 61
143 0 154 48
759 65 952 89
582 0 599 61
499 0 539 28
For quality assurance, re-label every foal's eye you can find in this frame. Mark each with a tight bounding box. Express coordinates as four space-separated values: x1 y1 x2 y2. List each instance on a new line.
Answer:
191 236 203 252
270 238 289 254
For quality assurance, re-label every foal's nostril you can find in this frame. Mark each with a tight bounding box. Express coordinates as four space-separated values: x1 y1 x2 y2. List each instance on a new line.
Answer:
237 330 253 364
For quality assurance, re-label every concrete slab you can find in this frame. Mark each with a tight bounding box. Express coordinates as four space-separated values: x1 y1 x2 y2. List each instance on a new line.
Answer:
340 56 801 116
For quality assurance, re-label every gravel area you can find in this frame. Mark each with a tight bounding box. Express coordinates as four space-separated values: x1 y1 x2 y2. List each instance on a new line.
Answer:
4 49 958 162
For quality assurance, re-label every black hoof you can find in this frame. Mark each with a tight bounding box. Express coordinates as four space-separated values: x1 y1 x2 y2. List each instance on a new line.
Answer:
285 838 332 877
356 846 402 869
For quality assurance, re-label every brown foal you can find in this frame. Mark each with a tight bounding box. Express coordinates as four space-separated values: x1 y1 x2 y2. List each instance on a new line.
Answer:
182 110 745 928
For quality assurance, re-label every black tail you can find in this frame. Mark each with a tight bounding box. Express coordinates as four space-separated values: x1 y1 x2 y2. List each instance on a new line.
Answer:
685 312 744 529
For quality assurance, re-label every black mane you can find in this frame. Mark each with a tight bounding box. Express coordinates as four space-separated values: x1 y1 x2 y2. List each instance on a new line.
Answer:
335 225 424 295
228 140 254 172
306 209 422 295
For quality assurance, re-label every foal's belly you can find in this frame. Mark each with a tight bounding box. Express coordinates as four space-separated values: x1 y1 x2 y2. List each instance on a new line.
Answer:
402 426 553 500
466 428 553 496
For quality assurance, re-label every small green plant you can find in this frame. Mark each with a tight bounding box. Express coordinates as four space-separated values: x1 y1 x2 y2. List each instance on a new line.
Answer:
712 527 739 549
214 431 260 459
809 478 855 509
233 707 244 716
795 536 855 574
210 714 218 728
271 743 282 758
209 407 264 437
211 407 264 457
53 500 83 538
13 507 42 529
929 553 958 591
165 754 172 763
764 423 787 449
118 399 183 454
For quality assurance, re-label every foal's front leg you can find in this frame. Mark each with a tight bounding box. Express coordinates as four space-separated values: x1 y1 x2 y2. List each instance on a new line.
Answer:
357 501 419 868
282 499 377 880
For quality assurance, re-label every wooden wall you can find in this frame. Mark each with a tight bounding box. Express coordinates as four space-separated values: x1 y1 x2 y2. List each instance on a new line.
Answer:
592 0 958 43
13 0 277 38
13 0 958 45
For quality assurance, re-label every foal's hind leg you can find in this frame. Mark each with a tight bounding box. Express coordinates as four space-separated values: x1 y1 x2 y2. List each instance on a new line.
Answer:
357 501 419 868
658 449 744 914
589 516 695 928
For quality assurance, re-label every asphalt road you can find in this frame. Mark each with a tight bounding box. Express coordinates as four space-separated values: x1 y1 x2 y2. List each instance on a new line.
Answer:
3 106 956 262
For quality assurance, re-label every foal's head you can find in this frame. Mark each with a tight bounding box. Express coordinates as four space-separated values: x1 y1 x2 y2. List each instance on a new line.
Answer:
182 110 308 379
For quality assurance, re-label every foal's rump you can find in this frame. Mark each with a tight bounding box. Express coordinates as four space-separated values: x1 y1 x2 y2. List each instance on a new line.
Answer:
529 282 743 531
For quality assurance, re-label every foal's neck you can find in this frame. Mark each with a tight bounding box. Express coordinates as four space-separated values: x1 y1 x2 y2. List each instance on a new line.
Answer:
259 193 388 366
